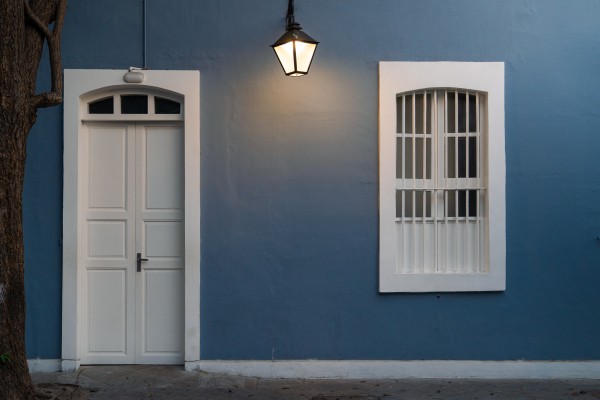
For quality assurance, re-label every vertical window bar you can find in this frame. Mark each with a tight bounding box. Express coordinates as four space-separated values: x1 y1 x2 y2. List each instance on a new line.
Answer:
453 91 459 273
421 189 426 272
412 93 416 185
465 93 470 272
401 95 406 273
454 91 459 187
443 190 449 272
466 92 470 181
411 94 416 273
411 189 416 273
476 93 482 272
422 92 427 184
402 189 407 272
433 90 439 272
443 90 449 272
399 95 406 272
402 95 406 182
465 189 470 272
444 91 448 191
421 93 427 272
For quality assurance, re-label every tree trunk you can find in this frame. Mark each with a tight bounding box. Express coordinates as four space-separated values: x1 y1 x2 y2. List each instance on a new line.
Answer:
0 0 66 398
0 116 37 400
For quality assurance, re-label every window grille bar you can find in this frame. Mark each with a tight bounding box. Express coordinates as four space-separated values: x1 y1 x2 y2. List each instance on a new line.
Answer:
402 95 406 272
453 91 459 272
433 90 439 272
443 91 449 273
476 93 482 272
402 95 406 183
421 93 427 272
465 94 470 272
411 94 416 273
444 190 449 272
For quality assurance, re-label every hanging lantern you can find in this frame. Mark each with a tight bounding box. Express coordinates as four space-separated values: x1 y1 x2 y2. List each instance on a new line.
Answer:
271 0 319 77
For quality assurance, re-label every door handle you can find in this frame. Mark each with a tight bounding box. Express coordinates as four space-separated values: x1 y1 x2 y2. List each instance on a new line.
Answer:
137 252 148 272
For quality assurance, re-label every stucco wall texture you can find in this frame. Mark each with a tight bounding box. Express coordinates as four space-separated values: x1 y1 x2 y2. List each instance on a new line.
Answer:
23 0 600 360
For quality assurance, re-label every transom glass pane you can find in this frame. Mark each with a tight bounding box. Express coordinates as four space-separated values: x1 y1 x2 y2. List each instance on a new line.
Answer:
121 95 148 114
88 97 114 114
155 97 181 114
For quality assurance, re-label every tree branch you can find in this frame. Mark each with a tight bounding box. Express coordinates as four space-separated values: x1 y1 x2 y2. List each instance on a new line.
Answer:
31 92 62 109
23 1 51 39
25 0 67 110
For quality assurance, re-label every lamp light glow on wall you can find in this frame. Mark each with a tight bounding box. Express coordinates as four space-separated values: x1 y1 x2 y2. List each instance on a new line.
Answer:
271 0 319 77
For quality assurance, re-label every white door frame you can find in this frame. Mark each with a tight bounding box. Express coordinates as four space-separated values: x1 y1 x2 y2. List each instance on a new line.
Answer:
62 69 200 371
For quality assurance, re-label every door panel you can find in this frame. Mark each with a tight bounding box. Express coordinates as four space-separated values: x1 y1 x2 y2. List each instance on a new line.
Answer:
88 126 128 209
145 221 182 258
144 126 184 210
140 270 184 359
81 122 183 365
88 221 127 258
87 270 127 354
135 124 184 364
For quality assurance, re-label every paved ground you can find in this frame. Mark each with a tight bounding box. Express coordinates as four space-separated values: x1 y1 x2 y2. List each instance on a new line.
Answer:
31 365 600 400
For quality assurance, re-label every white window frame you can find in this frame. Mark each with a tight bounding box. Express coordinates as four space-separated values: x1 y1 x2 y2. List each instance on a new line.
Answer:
379 62 505 292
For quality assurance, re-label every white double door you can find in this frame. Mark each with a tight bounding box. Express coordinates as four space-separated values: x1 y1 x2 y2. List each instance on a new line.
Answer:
81 122 184 364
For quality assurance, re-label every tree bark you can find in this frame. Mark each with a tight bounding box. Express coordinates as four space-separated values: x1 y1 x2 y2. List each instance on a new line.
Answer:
0 1 66 399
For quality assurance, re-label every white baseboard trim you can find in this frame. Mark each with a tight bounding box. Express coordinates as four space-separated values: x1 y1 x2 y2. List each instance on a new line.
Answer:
31 359 600 379
192 360 600 379
28 359 62 373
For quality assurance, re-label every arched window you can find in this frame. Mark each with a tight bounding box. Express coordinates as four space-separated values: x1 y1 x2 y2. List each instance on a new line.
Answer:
395 89 485 274
379 62 505 292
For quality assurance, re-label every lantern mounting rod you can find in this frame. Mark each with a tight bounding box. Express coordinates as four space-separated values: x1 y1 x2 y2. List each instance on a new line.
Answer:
286 0 297 29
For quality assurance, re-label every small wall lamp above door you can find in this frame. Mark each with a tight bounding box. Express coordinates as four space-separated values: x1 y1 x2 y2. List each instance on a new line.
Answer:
271 0 319 77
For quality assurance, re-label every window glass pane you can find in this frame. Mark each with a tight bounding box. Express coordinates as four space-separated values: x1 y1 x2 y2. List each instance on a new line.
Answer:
458 137 466 178
396 138 402 178
458 190 467 217
447 137 456 178
155 97 181 114
405 190 413 218
404 137 413 179
447 92 455 133
457 92 466 133
444 190 478 217
447 190 472 218
468 190 478 217
396 96 403 133
426 92 433 134
415 138 423 179
121 95 148 114
88 97 114 114
468 137 477 178
415 93 424 134
400 190 432 219
469 94 477 133
426 138 432 179
415 190 424 218
413 138 432 180
447 190 456 218
405 94 413 134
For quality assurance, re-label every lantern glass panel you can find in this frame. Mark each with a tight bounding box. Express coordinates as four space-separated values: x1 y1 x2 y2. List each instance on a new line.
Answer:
274 42 296 74
294 41 317 73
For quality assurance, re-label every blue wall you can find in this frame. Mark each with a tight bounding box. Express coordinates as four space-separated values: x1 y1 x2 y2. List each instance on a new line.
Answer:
24 0 600 360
